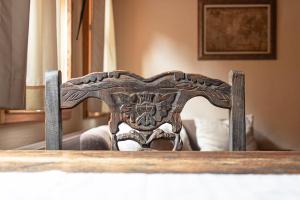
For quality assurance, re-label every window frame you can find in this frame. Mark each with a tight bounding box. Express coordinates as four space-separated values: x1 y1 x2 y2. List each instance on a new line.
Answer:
1 0 73 125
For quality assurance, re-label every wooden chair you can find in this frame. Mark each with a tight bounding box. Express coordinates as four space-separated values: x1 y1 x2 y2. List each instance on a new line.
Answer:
45 70 245 151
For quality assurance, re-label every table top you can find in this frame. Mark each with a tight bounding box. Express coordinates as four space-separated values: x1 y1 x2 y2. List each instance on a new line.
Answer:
0 150 299 174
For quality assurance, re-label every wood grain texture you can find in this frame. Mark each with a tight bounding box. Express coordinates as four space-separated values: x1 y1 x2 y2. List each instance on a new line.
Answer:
45 71 63 150
45 70 246 151
61 71 232 110
0 151 299 174
60 70 232 151
229 71 246 151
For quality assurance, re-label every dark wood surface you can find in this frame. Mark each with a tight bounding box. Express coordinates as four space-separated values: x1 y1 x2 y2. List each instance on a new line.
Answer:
0 151 299 174
46 70 245 151
229 71 246 151
45 71 63 150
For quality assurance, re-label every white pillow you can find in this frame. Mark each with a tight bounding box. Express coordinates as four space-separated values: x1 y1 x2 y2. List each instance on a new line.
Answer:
117 123 142 151
194 115 257 151
118 123 192 151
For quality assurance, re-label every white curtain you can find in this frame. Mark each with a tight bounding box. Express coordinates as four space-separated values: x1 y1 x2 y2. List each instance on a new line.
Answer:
103 0 117 72
26 0 69 109
26 0 57 86
0 0 30 109
56 0 70 83
101 0 117 112
26 0 69 86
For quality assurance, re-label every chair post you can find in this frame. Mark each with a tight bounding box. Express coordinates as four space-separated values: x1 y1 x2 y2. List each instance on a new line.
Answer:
45 70 63 150
229 71 246 151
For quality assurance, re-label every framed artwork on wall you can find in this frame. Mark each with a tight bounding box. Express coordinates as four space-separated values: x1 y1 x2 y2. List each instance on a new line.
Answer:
198 0 277 60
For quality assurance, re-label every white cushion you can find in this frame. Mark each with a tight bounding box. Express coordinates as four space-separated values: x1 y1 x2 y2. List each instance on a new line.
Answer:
80 123 192 151
195 115 257 151
118 123 192 151
116 123 140 151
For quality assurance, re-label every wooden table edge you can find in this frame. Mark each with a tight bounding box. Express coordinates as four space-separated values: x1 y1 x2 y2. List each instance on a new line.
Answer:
0 150 299 174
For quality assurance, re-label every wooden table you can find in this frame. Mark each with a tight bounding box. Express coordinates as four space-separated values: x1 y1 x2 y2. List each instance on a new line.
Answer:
0 151 299 174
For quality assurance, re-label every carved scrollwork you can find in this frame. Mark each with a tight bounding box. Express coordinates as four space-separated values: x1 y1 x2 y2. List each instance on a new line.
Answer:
117 130 147 145
174 73 231 107
61 71 231 109
112 92 177 129
61 90 89 102
145 129 176 145
60 70 232 151
116 128 181 150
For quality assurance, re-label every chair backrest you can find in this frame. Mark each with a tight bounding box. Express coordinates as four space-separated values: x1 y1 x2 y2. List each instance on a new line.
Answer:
45 70 245 151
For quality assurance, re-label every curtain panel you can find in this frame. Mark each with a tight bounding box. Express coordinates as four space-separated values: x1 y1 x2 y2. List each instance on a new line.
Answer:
102 0 117 112
26 0 58 86
103 0 116 72
26 0 69 86
26 0 70 110
0 0 30 109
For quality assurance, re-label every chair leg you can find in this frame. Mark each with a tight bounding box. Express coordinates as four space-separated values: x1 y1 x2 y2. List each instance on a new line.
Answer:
45 70 63 150
111 134 119 151
172 133 183 151
229 71 246 151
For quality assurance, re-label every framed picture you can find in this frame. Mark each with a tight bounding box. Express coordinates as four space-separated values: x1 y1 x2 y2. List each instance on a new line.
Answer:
198 0 277 60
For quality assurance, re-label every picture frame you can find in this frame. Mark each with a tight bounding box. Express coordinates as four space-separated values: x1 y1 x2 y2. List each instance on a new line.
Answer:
198 0 277 60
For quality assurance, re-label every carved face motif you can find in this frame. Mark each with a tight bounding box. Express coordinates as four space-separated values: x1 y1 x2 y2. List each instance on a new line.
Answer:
112 92 177 129
136 93 156 126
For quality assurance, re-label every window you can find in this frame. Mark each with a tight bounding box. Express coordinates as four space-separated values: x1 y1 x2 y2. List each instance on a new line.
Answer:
0 0 72 125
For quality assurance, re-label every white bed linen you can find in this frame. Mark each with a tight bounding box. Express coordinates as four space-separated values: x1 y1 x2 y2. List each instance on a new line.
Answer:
0 172 299 200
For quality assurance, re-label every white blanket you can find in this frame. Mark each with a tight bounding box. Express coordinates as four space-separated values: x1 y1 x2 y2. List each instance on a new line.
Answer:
0 172 299 200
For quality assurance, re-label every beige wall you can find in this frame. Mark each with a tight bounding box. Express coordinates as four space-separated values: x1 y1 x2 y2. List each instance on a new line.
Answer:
114 0 300 150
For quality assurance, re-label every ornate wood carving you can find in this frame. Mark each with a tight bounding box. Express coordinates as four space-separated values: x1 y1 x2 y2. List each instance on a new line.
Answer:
116 128 181 151
111 92 177 129
60 71 232 151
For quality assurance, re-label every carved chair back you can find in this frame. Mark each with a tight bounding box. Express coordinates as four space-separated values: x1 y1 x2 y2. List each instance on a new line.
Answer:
45 70 245 151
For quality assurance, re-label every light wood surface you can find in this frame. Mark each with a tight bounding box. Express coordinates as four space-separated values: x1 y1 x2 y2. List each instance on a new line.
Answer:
0 151 299 174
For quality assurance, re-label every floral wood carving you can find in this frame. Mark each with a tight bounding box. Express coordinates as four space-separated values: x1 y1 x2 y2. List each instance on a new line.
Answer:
111 92 177 130
60 71 232 151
